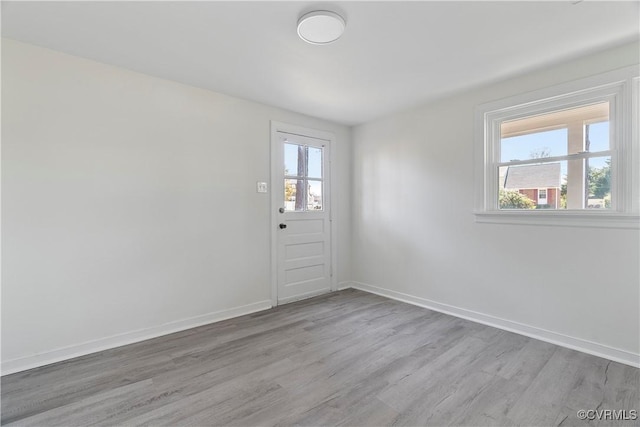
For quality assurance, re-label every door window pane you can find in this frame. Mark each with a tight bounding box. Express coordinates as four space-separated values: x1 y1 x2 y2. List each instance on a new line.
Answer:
284 179 306 212
284 143 304 177
308 147 323 179
308 180 323 210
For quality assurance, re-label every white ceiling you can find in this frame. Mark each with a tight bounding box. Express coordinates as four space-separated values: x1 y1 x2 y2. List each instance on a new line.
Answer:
2 1 639 125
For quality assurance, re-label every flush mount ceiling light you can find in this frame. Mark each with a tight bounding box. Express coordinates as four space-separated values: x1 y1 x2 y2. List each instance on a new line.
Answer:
297 10 346 45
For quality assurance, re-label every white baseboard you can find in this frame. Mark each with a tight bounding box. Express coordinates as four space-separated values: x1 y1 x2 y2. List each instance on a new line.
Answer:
1 300 273 376
5 284 637 374
337 281 354 291
347 281 640 368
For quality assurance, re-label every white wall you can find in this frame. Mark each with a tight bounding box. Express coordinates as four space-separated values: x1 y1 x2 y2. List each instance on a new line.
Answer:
351 42 640 366
1 39 351 372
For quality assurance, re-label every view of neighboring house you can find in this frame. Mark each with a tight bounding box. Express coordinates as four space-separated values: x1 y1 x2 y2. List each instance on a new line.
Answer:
503 163 562 209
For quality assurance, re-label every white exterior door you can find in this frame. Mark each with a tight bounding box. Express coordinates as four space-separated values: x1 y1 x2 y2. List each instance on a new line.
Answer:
271 123 333 305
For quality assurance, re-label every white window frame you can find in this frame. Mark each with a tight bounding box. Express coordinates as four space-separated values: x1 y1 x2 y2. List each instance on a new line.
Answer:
474 65 639 229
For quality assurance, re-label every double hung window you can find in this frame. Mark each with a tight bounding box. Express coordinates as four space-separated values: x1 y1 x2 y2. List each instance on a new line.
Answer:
475 66 639 228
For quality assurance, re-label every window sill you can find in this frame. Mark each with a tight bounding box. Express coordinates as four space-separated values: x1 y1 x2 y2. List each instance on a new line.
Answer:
474 211 639 229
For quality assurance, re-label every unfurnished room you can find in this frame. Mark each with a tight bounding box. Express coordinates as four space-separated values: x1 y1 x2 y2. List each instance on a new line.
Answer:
1 1 639 426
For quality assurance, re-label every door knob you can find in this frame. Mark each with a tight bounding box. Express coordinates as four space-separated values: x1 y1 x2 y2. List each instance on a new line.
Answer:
279 223 287 229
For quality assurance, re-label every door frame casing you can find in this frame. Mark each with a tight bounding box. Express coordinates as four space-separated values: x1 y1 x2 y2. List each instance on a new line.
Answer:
270 121 338 307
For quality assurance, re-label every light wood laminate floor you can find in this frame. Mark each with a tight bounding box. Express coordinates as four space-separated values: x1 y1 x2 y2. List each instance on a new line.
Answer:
2 289 639 426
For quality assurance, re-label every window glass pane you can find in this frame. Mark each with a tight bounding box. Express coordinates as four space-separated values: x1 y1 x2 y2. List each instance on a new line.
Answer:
308 180 323 210
586 156 611 209
308 147 323 179
499 162 563 210
500 101 609 161
285 143 306 177
499 157 612 210
501 129 567 162
284 179 306 211
585 121 609 153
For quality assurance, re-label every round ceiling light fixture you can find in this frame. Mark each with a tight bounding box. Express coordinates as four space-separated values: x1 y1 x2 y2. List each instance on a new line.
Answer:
297 10 346 45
